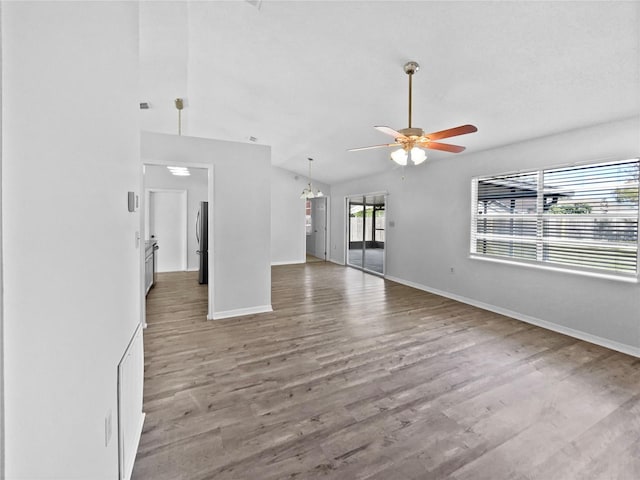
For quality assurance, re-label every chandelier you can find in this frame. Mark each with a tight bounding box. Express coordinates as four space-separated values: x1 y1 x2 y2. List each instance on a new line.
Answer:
300 157 323 199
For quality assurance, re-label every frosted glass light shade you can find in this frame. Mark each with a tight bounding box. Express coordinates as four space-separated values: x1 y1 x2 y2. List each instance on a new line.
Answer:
301 184 323 199
300 186 314 199
410 147 427 165
390 148 408 166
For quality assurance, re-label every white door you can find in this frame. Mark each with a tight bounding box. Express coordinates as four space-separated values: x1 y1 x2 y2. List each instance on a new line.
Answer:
149 190 187 272
312 197 327 260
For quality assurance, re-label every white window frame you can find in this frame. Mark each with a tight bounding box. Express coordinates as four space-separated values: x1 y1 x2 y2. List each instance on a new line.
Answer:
470 158 640 282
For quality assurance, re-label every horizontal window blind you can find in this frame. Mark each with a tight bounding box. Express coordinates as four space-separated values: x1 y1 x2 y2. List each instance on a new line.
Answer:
471 158 639 277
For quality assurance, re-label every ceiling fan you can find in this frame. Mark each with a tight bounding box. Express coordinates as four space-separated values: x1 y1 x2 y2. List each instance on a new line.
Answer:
349 61 477 166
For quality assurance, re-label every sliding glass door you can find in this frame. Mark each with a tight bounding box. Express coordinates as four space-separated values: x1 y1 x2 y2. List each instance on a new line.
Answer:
347 194 386 275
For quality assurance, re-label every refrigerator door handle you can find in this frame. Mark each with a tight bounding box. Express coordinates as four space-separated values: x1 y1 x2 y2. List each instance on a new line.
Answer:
195 209 200 244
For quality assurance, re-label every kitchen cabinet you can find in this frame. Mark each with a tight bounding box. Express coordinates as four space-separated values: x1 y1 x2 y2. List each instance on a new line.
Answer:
145 240 158 295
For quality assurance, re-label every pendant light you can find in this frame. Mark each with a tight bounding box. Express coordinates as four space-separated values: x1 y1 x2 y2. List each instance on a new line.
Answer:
300 157 323 199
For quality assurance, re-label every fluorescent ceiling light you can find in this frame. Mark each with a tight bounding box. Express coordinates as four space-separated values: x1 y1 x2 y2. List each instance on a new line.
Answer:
167 166 190 176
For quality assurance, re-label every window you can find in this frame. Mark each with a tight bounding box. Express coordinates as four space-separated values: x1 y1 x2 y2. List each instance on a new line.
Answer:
471 158 639 278
305 200 312 235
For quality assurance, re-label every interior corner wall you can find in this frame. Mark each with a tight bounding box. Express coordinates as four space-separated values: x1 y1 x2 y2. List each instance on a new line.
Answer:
2 2 141 479
270 166 330 265
330 116 640 353
141 132 272 316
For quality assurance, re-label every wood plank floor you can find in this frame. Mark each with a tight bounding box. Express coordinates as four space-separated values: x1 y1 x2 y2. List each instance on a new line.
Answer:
131 263 640 480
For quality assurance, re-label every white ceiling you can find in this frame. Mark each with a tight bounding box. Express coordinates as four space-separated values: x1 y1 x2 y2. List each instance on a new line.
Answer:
139 1 640 185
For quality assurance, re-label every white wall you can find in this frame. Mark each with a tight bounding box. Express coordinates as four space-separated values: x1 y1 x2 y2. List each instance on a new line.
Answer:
271 166 330 265
3 2 142 479
139 0 189 135
141 132 272 318
145 165 208 271
330 116 640 354
0 3 4 474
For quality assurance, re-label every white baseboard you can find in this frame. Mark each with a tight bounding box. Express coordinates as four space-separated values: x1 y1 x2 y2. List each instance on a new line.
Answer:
271 260 305 266
385 275 640 358
211 304 273 320
186 267 199 272
329 258 345 266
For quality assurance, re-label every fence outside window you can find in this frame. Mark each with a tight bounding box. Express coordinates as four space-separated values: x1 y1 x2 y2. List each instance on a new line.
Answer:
471 158 639 277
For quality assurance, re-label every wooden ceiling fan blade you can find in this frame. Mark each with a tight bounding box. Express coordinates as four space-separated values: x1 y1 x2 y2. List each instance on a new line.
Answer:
424 124 477 141
348 143 400 152
420 141 466 153
374 126 407 140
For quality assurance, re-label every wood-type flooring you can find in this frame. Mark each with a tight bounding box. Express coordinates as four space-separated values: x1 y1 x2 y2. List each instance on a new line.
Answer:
132 263 640 480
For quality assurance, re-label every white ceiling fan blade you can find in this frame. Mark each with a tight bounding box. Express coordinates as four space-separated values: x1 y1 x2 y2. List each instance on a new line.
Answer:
348 143 400 152
374 126 407 140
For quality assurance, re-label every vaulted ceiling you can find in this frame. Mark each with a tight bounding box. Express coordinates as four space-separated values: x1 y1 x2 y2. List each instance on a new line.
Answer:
139 1 640 185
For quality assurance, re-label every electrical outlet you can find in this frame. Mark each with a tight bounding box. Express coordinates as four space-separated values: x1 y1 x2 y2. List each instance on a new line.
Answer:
105 410 112 447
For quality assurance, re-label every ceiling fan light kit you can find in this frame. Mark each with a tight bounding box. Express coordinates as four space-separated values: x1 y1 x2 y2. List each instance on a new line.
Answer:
390 146 427 166
349 61 478 168
390 148 408 166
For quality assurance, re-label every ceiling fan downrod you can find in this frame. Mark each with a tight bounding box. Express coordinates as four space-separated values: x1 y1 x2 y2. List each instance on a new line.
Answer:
404 61 419 130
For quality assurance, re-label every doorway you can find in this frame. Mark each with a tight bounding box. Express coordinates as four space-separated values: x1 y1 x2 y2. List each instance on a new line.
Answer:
147 190 187 272
306 197 327 262
140 162 213 325
346 194 386 275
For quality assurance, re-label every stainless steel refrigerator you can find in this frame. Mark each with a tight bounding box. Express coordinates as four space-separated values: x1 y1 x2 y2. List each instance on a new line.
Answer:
196 201 208 284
